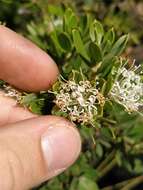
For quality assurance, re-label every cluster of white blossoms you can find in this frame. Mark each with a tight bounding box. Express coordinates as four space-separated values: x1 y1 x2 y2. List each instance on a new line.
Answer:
54 80 105 123
1 62 142 123
2 84 22 103
110 66 143 112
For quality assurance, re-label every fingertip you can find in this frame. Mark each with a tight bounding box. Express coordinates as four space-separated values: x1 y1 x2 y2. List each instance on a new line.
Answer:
0 26 59 92
0 115 81 189
41 117 81 175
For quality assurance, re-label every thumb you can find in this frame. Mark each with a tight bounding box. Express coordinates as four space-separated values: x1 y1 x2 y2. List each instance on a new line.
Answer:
0 116 81 190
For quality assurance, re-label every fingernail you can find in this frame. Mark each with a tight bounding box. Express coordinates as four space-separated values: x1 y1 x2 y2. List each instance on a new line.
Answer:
41 122 81 176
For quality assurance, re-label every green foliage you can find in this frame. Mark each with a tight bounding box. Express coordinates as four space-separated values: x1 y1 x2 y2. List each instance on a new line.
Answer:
77 176 99 190
72 29 90 62
21 93 44 114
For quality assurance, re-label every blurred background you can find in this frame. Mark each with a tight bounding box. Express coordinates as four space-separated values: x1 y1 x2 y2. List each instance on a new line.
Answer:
1 0 143 63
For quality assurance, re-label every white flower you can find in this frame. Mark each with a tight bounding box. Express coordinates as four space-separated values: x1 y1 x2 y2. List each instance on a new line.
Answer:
110 66 143 112
2 84 22 103
54 79 105 123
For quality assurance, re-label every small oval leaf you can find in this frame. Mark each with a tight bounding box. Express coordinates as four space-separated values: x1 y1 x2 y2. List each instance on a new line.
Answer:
58 32 72 51
88 42 102 64
72 29 90 61
94 20 104 45
111 34 129 56
78 176 99 190
64 8 78 33
104 28 115 45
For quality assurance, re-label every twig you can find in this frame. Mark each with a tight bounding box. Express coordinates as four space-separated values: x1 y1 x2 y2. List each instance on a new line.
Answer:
101 175 143 190
121 175 143 190
96 150 116 171
98 158 117 179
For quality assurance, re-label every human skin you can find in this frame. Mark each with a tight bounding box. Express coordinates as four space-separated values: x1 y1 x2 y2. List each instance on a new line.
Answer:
0 26 81 190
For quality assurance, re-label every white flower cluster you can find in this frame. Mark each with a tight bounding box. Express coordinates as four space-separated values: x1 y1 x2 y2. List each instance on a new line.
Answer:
2 84 22 102
110 66 143 112
55 80 105 123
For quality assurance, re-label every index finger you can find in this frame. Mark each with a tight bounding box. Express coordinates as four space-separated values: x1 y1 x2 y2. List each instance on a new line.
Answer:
0 26 59 92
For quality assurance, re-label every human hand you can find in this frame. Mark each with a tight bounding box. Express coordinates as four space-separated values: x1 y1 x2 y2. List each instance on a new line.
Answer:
0 26 81 190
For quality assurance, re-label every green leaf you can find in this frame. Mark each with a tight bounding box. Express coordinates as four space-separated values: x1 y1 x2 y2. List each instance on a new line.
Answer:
46 177 63 190
29 101 43 114
48 4 63 16
88 42 102 63
99 55 116 77
94 20 104 45
50 31 63 56
100 127 113 141
103 58 122 94
69 14 78 29
89 20 104 45
64 8 78 33
78 176 99 190
58 32 72 51
70 178 78 190
89 21 95 42
96 143 103 158
115 151 122 166
104 28 115 45
0 80 5 86
64 8 73 19
80 14 88 32
102 28 115 54
126 122 143 141
80 14 92 34
100 35 128 73
133 159 143 174
52 81 61 91
105 75 114 95
27 24 37 36
102 59 115 77
72 29 90 61
110 34 129 56
28 34 47 50
21 93 37 106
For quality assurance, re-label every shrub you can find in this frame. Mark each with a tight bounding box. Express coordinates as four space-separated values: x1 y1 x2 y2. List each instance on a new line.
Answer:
1 1 143 189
